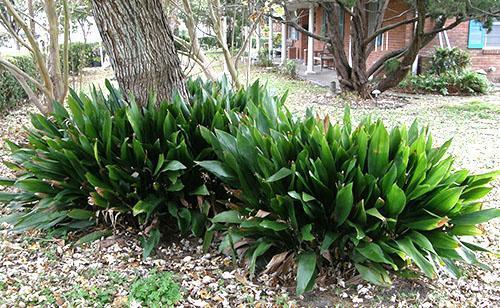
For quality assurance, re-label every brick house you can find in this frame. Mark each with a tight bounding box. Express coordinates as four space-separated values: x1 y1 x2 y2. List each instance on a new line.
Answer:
278 0 500 82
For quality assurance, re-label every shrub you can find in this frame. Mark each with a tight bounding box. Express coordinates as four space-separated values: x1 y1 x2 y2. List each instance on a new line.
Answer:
257 48 273 67
281 60 297 79
65 42 101 74
0 55 38 110
0 78 277 256
429 47 470 75
129 271 181 307
400 71 491 95
199 104 499 294
199 36 218 50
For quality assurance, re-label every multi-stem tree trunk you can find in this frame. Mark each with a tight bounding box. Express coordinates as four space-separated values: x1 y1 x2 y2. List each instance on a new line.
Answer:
91 0 186 104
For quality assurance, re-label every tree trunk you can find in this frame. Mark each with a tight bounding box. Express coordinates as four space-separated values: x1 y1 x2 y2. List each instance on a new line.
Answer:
91 0 186 104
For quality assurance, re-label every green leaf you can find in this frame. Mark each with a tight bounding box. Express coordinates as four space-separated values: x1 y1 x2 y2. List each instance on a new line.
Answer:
366 208 386 222
196 160 236 181
249 241 273 279
212 210 242 224
355 263 391 286
0 177 15 186
385 184 406 217
300 224 315 241
320 231 339 252
153 154 165 176
164 160 187 171
425 187 463 215
260 220 289 231
0 192 20 203
296 251 317 295
76 229 112 245
461 187 493 201
449 225 483 236
190 184 210 196
15 179 54 194
396 237 436 278
367 123 389 178
408 230 436 254
451 209 500 225
356 242 393 265
67 209 94 220
132 197 162 218
141 228 161 259
266 167 293 183
334 183 353 226
404 216 449 231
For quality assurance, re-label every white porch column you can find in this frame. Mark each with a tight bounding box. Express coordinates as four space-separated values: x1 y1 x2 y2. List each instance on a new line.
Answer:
305 5 315 74
281 23 287 64
268 17 273 60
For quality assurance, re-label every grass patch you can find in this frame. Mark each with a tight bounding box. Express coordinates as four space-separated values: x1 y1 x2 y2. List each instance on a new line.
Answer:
252 71 328 97
441 101 500 119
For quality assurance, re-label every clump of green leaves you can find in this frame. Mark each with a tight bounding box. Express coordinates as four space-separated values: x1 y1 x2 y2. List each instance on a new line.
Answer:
199 102 499 294
257 48 273 67
400 71 491 95
281 60 298 79
400 47 490 95
0 78 277 257
129 272 181 307
0 55 38 111
429 47 471 76
65 42 101 75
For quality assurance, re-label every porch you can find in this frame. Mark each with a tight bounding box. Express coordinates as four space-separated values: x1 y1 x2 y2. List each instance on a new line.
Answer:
295 61 338 90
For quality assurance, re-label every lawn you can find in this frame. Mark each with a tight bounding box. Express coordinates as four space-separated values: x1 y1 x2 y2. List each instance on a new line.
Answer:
0 68 499 307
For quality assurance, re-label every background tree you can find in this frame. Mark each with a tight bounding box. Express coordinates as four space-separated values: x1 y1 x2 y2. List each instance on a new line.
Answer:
0 0 70 114
274 0 500 98
171 0 265 87
91 0 186 103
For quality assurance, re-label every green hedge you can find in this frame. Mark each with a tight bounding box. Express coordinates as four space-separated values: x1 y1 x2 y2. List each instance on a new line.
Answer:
0 79 498 294
400 71 491 95
66 42 101 74
0 55 37 111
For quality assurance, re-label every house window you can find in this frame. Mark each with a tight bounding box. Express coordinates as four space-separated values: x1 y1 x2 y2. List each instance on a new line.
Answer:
468 19 500 49
485 22 500 49
375 33 383 47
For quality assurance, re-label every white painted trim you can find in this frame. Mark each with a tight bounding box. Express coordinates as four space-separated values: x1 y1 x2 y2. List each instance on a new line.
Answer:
281 23 287 64
385 31 389 51
268 17 273 59
444 30 451 48
306 6 315 74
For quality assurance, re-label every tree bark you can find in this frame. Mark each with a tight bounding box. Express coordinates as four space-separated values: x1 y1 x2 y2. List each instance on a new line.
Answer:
91 0 186 104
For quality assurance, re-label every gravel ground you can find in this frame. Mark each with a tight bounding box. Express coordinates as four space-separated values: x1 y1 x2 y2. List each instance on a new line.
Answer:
0 77 499 307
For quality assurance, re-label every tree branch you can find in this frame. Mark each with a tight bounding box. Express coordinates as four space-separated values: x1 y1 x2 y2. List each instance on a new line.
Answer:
0 56 50 97
1 0 54 100
0 13 33 52
234 12 263 63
